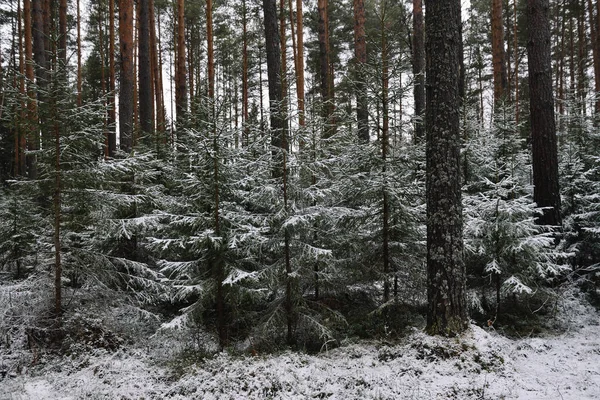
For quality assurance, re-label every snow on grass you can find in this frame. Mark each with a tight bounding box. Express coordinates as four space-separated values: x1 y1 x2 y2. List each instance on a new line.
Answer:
2 290 600 399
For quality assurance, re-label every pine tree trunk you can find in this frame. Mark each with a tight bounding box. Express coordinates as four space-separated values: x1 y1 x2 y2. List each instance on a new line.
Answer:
138 0 154 136
425 0 468 336
514 0 520 123
108 0 116 156
412 0 425 143
264 0 293 345
58 0 67 65
318 0 334 137
149 0 164 139
17 0 25 177
175 0 186 123
588 0 600 116
119 0 134 153
354 0 368 142
295 0 305 129
492 0 507 102
76 0 82 106
527 0 562 226
242 0 249 146
30 0 46 178
381 5 390 304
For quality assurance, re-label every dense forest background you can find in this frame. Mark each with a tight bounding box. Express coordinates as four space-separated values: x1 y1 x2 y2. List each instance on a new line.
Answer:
0 0 599 357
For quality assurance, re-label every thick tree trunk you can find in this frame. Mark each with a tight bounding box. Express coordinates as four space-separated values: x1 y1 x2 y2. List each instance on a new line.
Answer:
76 0 82 106
527 0 562 226
492 0 507 102
138 0 154 136
30 0 47 178
264 0 293 345
354 0 368 142
412 0 425 143
119 0 134 153
425 0 468 336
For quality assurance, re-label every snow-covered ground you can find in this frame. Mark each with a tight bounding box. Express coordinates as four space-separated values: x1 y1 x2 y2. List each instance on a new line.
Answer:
2 290 600 399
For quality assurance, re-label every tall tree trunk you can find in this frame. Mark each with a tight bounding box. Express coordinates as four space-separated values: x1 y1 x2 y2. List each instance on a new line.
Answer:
381 3 390 304
149 0 164 139
175 0 186 124
412 0 425 143
24 0 35 176
527 0 562 226
119 0 134 153
58 0 67 65
17 0 25 177
138 0 154 136
76 0 82 106
354 0 368 142
264 0 292 345
425 0 468 336
514 0 520 124
295 0 305 129
588 0 600 116
577 6 587 115
30 0 47 178
108 0 116 156
242 0 249 146
317 0 334 137
492 0 508 102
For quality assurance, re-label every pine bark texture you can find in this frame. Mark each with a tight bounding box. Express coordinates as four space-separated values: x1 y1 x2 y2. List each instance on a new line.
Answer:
295 0 306 128
24 0 37 178
119 0 134 153
353 0 368 142
108 0 116 156
527 0 562 226
412 0 425 143
138 0 154 136
263 0 292 345
588 0 600 116
492 0 507 101
263 0 286 152
176 0 187 122
424 0 468 336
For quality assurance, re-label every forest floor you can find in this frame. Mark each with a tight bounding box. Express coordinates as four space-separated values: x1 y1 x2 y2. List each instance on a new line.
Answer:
1 288 600 399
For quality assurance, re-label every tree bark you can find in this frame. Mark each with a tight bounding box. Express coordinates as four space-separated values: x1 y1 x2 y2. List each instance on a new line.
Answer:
527 0 562 226
119 0 134 153
412 0 425 143
318 0 334 137
354 0 368 142
492 0 508 102
138 0 154 136
296 0 305 130
108 0 116 156
425 0 468 336
175 0 187 123
264 0 292 345
588 0 600 116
